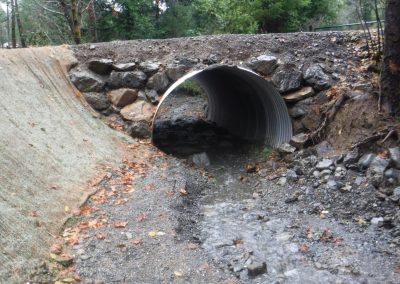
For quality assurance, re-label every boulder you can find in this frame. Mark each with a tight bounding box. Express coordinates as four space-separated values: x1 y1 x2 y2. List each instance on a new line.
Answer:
301 112 320 130
165 64 187 81
283 87 315 102
69 69 105 92
303 65 332 91
108 71 147 89
277 143 296 154
316 159 334 170
343 150 360 167
384 168 400 184
83 92 110 111
120 100 154 122
107 88 138 108
389 147 400 169
290 133 308 149
147 72 170 94
87 59 113 75
189 152 211 167
127 121 150 138
289 104 307 118
112 63 136 72
272 65 302 94
139 61 160 75
177 57 199 67
248 55 278 75
368 156 390 176
358 153 376 171
145 89 159 105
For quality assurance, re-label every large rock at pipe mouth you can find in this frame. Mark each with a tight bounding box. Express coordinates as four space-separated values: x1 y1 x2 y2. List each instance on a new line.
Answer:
147 71 170 93
83 92 110 110
112 62 136 72
283 87 315 102
127 120 151 138
303 64 332 91
139 61 160 75
69 69 105 92
272 65 303 94
107 88 138 108
108 70 147 89
87 58 113 75
247 55 278 75
166 64 187 81
121 100 154 122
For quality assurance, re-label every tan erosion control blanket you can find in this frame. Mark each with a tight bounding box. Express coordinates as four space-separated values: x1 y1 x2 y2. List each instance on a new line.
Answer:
0 46 127 282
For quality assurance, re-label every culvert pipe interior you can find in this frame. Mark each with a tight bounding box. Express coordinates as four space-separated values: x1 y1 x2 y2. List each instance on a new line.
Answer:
152 65 293 147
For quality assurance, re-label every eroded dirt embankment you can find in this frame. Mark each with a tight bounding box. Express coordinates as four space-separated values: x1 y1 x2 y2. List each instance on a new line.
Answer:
0 47 129 282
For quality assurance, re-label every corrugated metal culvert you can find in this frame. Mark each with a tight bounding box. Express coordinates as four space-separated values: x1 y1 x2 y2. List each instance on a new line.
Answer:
152 65 292 147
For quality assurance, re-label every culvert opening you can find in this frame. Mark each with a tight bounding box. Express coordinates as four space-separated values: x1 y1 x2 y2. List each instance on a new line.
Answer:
152 65 292 156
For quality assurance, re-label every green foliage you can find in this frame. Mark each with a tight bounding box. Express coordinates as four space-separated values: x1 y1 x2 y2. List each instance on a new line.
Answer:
3 0 343 46
177 80 207 97
96 0 156 41
195 0 258 34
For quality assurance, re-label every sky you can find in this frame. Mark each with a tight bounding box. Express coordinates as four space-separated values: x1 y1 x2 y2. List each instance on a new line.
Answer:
0 3 6 13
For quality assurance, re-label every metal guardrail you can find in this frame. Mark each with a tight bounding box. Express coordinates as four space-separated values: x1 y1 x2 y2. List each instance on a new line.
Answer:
314 20 385 32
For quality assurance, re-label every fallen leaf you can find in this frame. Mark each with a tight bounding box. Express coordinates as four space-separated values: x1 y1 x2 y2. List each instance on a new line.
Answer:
114 198 128 205
95 232 106 240
246 162 260 173
239 175 248 182
179 188 188 195
123 185 135 193
199 262 209 270
144 183 155 190
136 212 146 222
71 208 81 216
73 274 81 282
50 243 63 255
298 243 309 253
232 239 244 246
186 243 199 250
333 237 344 245
90 176 102 187
165 190 174 196
114 221 128 228
174 271 183 277
80 205 98 215
64 206 70 213
29 211 38 217
148 231 157 237
131 238 143 245
116 243 126 248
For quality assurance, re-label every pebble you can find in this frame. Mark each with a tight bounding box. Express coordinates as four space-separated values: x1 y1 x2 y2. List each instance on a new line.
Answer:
247 262 267 277
327 179 338 190
80 254 91 261
370 217 384 226
316 159 333 170
277 177 287 186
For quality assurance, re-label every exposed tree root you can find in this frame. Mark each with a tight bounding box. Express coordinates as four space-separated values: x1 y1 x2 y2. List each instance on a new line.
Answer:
307 94 349 145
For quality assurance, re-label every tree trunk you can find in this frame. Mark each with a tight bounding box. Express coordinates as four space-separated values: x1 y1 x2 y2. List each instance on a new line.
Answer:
70 0 81 44
6 0 10 47
88 0 98 43
10 0 16 48
381 0 400 116
14 0 26 47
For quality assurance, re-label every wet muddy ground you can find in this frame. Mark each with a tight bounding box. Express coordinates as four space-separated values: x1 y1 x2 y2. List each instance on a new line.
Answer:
47 92 400 284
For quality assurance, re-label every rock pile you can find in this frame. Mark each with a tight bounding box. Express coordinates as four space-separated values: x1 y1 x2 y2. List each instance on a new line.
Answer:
69 58 190 137
69 50 336 141
275 143 400 246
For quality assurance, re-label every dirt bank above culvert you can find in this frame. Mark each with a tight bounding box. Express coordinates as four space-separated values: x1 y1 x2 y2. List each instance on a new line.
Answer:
0 46 129 282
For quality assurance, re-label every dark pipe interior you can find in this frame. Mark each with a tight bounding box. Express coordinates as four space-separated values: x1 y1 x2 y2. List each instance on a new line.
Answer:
152 65 292 155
